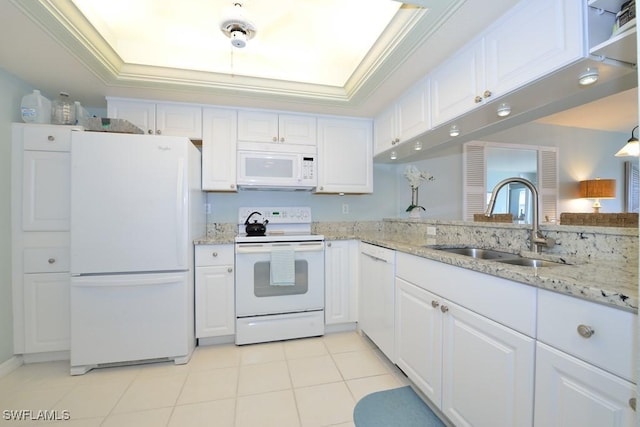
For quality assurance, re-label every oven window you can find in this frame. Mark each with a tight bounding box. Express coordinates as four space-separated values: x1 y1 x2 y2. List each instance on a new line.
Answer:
253 260 309 297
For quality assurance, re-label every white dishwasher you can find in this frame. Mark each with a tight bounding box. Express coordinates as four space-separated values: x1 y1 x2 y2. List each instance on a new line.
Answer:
359 242 396 362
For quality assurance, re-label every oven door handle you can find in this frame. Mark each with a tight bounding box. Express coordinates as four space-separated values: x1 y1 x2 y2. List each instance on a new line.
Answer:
236 242 325 254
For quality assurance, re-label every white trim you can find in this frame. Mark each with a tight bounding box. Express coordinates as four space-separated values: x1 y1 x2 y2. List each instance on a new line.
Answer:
22 351 69 364
0 356 23 378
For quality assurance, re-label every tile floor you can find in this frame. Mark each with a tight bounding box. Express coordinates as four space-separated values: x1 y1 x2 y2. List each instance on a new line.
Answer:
0 332 409 427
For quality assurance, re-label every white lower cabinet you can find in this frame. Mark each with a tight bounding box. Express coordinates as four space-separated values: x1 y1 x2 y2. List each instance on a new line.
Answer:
534 342 636 427
395 253 536 426
395 276 535 427
534 288 637 426
23 272 70 353
195 245 235 338
324 240 358 325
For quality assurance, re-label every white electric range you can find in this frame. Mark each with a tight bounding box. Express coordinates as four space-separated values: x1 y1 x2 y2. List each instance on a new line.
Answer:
234 207 325 345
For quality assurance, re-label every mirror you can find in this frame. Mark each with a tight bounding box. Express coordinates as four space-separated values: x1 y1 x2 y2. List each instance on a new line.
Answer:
486 147 537 223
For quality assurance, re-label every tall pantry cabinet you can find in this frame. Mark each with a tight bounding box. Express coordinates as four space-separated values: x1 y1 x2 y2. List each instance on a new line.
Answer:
11 124 80 356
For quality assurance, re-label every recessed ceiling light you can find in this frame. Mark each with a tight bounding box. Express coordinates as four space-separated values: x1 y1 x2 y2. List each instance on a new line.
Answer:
449 125 460 137
578 67 599 86
390 150 398 160
414 141 422 151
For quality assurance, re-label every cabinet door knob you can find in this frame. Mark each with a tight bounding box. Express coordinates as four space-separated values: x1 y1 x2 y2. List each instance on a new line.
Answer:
474 95 483 103
212 252 218 257
227 267 233 273
577 324 595 338
629 398 636 411
156 129 162 135
272 136 278 142
48 258 56 264
327 242 332 247
431 300 440 308
230 184 235 189
440 305 449 313
280 137 285 142
147 129 153 134
483 90 492 98
47 135 55 142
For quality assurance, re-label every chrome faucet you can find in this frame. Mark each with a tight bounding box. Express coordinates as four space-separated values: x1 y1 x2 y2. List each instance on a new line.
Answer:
485 177 555 253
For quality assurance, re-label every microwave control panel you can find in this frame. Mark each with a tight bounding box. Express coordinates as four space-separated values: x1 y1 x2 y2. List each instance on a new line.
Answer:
302 157 315 180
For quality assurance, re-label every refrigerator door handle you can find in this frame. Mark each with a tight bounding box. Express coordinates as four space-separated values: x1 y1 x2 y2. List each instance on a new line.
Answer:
176 158 186 267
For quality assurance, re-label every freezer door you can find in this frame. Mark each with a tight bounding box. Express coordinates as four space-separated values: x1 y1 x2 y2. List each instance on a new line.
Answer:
71 132 190 274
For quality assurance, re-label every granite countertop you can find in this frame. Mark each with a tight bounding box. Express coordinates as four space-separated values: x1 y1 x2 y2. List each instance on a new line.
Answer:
195 231 638 313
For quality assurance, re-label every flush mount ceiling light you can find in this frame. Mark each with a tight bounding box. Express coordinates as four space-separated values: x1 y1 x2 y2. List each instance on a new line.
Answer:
449 125 460 137
220 2 256 48
390 150 398 160
615 125 639 157
496 103 511 117
414 141 423 151
578 67 599 86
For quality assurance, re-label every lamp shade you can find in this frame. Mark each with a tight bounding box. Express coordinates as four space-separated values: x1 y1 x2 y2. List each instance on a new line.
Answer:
579 179 616 199
615 126 639 157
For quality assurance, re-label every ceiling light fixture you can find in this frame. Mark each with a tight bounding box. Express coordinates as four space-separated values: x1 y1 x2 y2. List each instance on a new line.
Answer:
414 141 422 151
390 151 398 160
220 2 256 48
578 67 599 86
615 125 640 157
449 125 460 137
496 103 511 117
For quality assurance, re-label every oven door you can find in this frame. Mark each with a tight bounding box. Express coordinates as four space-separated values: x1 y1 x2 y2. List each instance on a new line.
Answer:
235 241 325 317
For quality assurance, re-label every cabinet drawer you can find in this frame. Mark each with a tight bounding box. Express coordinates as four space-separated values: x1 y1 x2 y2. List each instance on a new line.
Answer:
195 244 234 266
23 127 72 151
24 246 70 273
537 289 637 383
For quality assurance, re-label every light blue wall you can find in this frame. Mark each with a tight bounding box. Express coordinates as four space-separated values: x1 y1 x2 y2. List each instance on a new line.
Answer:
0 69 35 364
207 163 398 223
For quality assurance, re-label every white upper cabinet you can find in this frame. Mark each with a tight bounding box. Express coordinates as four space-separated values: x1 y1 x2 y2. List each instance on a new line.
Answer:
107 98 203 139
374 76 431 155
201 107 238 192
237 110 316 146
316 118 373 194
431 0 584 127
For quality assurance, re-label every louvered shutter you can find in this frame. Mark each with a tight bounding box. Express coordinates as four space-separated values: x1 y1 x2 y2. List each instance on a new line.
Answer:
538 147 558 223
463 142 486 221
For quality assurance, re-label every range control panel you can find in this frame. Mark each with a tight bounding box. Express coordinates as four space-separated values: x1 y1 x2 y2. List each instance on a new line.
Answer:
238 207 312 225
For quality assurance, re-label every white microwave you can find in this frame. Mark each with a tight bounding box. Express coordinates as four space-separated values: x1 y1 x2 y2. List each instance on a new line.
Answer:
237 150 317 190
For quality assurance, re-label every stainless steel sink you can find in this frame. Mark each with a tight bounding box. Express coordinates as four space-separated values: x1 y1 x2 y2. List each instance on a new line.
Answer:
426 245 570 267
495 258 568 267
428 247 519 260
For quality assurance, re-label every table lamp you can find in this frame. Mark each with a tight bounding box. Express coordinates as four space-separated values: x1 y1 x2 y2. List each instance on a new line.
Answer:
579 178 616 213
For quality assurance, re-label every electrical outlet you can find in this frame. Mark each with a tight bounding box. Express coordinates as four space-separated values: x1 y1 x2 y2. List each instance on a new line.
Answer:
342 203 349 214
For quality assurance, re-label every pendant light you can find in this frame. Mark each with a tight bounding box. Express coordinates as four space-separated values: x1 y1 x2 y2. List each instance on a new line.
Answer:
615 125 639 157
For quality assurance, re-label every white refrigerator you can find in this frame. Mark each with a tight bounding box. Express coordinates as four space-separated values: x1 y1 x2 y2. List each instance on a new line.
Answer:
69 131 205 375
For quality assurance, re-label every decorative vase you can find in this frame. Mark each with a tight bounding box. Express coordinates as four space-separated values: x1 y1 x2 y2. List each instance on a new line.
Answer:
408 186 423 218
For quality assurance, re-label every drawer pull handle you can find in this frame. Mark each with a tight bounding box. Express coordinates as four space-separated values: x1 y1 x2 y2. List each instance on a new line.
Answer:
212 252 218 257
431 300 440 308
47 135 55 142
440 305 449 313
48 258 56 264
577 324 595 338
630 398 636 411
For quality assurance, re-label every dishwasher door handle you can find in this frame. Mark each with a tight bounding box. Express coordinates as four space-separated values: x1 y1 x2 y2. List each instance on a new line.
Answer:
362 252 390 263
